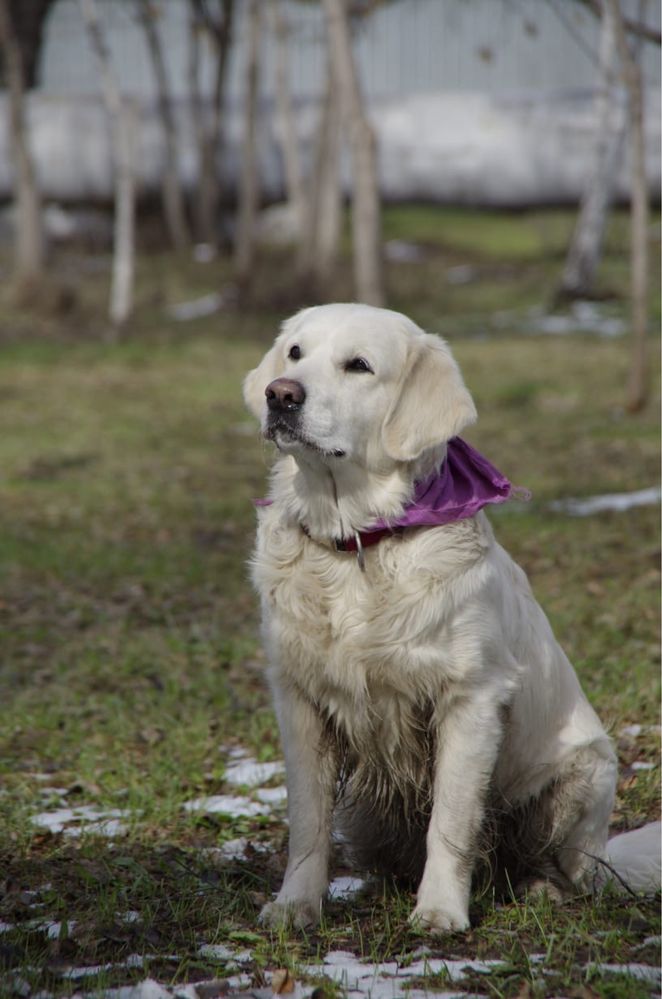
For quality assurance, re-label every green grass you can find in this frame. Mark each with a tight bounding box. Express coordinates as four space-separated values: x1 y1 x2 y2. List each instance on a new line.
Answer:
0 205 659 996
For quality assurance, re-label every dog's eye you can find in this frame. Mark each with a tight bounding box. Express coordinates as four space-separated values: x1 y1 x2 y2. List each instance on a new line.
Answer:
288 345 301 360
344 357 373 374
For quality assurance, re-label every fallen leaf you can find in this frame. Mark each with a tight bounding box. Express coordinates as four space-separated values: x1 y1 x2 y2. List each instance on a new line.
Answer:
271 968 295 994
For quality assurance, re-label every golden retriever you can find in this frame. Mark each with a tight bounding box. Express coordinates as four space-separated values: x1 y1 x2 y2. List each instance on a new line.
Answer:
243 303 618 932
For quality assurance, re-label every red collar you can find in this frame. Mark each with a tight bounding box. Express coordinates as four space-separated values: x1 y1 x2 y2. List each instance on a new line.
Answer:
301 523 403 570
331 525 402 553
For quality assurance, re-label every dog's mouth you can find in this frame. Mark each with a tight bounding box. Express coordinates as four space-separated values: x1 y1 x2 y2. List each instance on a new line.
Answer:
266 419 345 459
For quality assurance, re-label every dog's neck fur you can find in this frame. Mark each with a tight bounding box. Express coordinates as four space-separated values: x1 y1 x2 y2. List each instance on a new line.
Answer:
269 445 447 541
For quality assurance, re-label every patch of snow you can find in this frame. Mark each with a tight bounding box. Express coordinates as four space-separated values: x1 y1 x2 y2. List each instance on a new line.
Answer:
28 919 76 939
402 958 504 982
620 724 662 739
198 943 250 963
64 818 128 838
305 958 395 990
254 786 288 806
197 943 234 961
223 758 285 787
302 951 503 998
631 761 655 771
86 980 173 999
226 972 252 989
323 950 366 966
182 794 271 818
167 292 225 322
62 954 144 980
31 805 130 836
587 962 661 986
172 986 200 999
385 239 426 263
607 821 662 894
328 876 366 900
217 837 251 860
549 487 661 516
199 839 270 862
0 921 14 933
405 992 477 999
528 301 626 338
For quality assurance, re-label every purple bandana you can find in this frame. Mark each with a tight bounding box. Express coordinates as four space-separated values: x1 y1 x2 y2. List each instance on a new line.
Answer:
255 438 526 533
373 436 515 531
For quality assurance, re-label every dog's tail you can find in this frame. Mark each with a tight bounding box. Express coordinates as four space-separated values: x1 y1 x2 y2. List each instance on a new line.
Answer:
605 821 661 894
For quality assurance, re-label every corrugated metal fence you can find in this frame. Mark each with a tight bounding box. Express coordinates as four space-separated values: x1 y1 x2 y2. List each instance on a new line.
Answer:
39 0 661 105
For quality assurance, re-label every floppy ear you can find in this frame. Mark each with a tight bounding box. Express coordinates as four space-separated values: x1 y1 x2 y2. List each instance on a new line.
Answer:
382 335 477 461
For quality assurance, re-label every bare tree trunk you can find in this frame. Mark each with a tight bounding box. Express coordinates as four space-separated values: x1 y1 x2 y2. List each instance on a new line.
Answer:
0 0 45 288
188 0 234 249
136 0 190 252
558 3 626 300
322 0 383 307
606 0 649 412
271 0 305 222
3 0 56 89
234 0 263 292
187 5 209 243
80 0 135 328
297 53 342 294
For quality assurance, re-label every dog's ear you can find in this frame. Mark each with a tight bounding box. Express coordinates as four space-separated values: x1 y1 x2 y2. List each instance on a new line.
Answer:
382 334 477 461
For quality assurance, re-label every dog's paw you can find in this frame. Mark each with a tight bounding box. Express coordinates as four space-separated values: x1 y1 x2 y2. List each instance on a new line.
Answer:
259 898 321 931
514 877 567 904
409 903 470 934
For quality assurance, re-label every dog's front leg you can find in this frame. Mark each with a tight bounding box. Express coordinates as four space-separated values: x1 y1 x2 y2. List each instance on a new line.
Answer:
411 688 504 933
259 683 336 930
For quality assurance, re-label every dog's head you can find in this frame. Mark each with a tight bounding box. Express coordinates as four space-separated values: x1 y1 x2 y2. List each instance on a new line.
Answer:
244 304 476 470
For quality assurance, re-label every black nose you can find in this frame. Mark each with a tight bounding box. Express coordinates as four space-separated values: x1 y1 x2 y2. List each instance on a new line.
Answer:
265 378 306 412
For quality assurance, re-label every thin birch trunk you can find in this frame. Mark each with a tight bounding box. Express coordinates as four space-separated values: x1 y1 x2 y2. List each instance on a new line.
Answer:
314 63 343 286
297 54 342 292
208 0 234 241
558 3 626 299
322 0 383 307
136 0 190 252
271 0 305 222
188 0 234 249
0 0 45 287
187 5 210 244
605 0 649 412
234 0 262 291
80 0 135 327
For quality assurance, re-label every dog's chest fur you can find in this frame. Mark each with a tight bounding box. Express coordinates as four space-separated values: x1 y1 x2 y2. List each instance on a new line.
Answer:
252 505 491 759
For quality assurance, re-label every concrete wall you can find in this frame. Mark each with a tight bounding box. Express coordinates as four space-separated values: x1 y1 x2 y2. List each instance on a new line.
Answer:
2 0 659 208
0 88 659 208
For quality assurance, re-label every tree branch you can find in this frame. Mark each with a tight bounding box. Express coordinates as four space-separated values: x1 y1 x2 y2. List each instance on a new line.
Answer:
573 0 661 46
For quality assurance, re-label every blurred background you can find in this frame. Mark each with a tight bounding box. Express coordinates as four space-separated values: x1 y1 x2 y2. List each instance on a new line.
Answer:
0 4 660 994
0 0 660 335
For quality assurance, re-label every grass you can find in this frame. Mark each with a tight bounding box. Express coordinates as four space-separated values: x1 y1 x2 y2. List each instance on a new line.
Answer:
0 205 659 997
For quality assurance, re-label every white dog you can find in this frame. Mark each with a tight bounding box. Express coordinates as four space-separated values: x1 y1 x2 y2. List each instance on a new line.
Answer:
243 303 630 933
